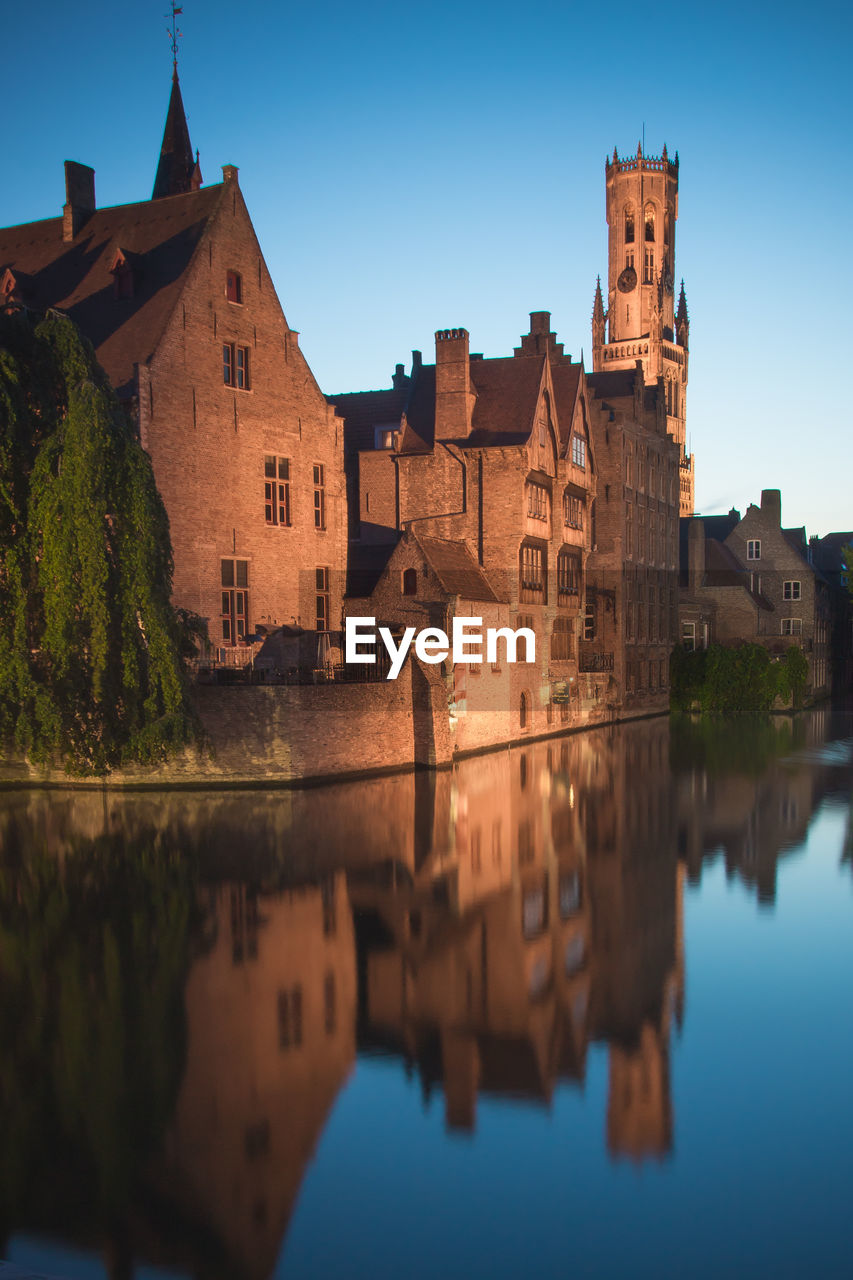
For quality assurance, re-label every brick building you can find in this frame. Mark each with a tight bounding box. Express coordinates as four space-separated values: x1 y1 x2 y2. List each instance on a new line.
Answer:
333 313 613 742
679 489 831 697
586 366 681 717
0 71 346 657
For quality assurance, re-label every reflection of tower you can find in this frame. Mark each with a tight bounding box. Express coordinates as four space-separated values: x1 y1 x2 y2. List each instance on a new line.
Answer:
592 143 693 516
607 1023 672 1160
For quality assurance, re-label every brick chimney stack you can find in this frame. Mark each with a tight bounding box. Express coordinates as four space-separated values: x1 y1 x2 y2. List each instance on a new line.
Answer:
62 161 95 242
760 489 781 527
434 328 474 440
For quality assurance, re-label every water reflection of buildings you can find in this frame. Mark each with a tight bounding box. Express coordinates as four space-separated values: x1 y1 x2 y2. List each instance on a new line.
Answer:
673 704 838 905
353 721 684 1163
3 707 849 1279
149 873 357 1280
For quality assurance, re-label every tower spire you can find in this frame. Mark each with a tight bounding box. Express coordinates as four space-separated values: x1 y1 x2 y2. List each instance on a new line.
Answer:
152 70 198 199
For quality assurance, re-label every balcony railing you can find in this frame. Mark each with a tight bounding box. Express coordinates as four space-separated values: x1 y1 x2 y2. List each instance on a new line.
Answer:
579 649 614 673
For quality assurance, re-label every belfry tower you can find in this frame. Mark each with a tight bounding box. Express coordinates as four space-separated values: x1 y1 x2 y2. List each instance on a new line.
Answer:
592 144 693 515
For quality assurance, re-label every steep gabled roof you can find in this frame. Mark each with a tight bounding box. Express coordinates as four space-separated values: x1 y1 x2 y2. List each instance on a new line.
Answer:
0 184 225 396
467 356 544 446
414 533 501 602
550 361 584 451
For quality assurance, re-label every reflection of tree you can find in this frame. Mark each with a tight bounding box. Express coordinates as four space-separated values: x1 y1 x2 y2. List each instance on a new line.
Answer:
669 714 803 778
0 829 201 1242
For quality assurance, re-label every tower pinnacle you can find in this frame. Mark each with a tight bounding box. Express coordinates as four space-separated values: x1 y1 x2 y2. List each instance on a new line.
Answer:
152 68 200 199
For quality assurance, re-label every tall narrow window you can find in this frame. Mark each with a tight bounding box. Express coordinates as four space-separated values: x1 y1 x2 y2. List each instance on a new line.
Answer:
520 544 546 602
644 203 656 242
563 491 584 529
264 456 291 526
313 464 326 529
223 343 250 389
315 567 330 630
557 549 580 603
643 248 655 284
226 270 243 303
526 482 548 521
221 559 249 643
402 568 417 596
571 435 586 469
625 208 635 243
584 602 596 641
551 616 573 660
747 540 761 560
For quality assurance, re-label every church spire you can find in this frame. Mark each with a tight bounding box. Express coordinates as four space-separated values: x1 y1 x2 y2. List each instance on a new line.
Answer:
676 280 689 348
152 68 199 199
592 275 606 350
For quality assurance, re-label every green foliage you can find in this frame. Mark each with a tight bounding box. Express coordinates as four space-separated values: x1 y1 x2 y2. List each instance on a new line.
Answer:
0 311 199 772
669 712 802 778
0 827 202 1224
778 645 809 709
670 641 808 716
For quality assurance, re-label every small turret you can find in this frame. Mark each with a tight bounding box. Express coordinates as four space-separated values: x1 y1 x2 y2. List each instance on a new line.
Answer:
676 280 689 348
592 276 606 353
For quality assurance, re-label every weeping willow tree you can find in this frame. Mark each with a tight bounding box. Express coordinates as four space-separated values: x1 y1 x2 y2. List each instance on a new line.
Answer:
0 310 199 773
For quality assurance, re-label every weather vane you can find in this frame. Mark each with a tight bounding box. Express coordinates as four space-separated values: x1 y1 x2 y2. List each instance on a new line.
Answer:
165 1 184 71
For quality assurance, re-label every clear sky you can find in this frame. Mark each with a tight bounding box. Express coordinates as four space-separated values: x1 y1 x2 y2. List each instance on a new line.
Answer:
4 0 851 536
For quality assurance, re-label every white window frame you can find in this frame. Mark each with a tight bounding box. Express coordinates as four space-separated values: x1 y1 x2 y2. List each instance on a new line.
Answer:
747 539 761 561
781 618 802 636
783 580 801 601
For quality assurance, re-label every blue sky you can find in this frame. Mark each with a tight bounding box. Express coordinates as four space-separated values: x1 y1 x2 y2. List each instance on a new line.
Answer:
4 0 852 535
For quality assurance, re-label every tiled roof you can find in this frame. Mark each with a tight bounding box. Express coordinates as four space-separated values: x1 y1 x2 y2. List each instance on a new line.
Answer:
0 184 224 396
327 386 409 453
587 369 637 402
467 356 544 446
415 533 501 602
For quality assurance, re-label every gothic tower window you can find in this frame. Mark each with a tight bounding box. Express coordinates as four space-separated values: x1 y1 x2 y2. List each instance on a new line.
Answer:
644 204 656 242
625 207 635 243
644 247 655 284
664 208 672 247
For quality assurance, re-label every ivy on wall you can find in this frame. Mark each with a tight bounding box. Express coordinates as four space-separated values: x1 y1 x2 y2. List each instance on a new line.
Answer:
0 311 199 773
671 642 809 716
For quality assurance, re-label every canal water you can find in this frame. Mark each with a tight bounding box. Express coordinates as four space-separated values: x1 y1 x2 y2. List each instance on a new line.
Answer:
1 704 851 1279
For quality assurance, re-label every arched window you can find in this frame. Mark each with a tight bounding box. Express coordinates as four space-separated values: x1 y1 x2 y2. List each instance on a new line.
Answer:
402 568 417 595
625 207 635 244
664 208 672 247
644 203 655 242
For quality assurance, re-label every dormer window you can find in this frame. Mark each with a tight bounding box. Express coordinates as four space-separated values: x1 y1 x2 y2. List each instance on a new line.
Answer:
109 249 134 299
374 426 397 450
226 270 243 304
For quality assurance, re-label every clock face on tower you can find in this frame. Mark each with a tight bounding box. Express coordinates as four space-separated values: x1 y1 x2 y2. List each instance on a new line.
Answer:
617 266 637 293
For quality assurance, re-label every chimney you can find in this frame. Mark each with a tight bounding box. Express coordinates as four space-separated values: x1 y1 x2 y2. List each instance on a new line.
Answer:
760 489 781 527
62 161 95 242
435 328 473 440
222 164 239 184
